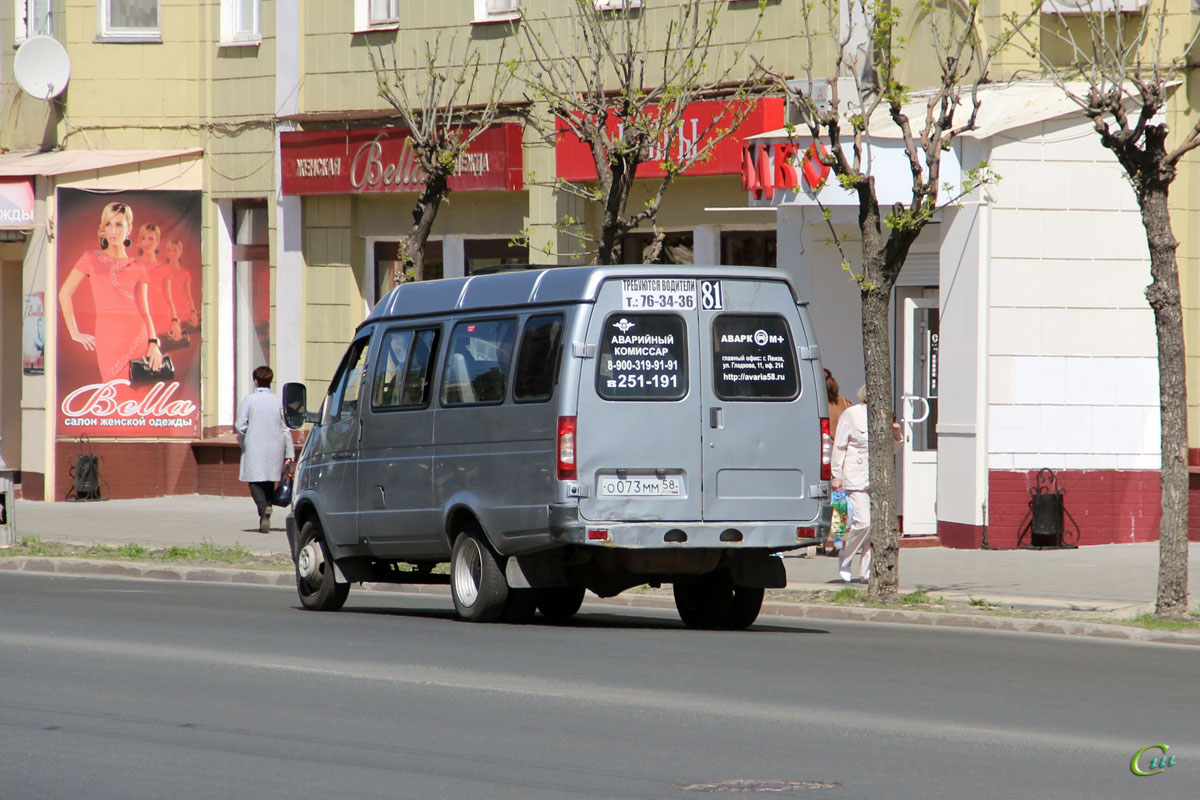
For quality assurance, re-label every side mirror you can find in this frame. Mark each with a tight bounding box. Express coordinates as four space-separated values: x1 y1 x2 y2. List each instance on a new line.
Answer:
282 382 309 429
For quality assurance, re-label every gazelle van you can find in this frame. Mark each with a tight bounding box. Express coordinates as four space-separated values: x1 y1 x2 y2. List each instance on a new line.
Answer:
283 265 832 628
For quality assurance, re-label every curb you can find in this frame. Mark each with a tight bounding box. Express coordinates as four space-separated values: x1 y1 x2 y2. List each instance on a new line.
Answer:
4 556 1198 646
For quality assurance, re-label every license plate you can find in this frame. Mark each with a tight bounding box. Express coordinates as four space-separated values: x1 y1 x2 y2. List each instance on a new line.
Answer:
598 475 684 497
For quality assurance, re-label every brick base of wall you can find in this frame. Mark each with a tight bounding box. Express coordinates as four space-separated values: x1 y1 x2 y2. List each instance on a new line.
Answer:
938 469 1200 549
52 440 243 501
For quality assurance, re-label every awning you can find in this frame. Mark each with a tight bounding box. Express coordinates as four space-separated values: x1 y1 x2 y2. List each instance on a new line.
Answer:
739 81 1156 208
747 80 1174 144
0 148 203 177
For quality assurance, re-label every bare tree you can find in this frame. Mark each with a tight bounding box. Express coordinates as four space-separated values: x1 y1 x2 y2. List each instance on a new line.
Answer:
516 0 768 264
369 35 514 283
1011 0 1200 617
759 0 1011 600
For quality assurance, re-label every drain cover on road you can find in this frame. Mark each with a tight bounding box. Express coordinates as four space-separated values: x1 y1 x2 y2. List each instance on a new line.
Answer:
680 779 841 792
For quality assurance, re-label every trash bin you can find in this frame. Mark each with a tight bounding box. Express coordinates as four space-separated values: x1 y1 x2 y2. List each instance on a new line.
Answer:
0 470 14 547
1029 490 1064 548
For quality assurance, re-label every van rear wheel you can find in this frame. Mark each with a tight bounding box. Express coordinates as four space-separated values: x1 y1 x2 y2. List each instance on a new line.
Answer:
723 587 765 630
450 527 509 622
503 589 538 624
673 570 734 629
535 586 586 622
295 520 349 612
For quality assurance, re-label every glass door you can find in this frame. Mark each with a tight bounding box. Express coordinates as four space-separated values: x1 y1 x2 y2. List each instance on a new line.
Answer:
901 296 938 536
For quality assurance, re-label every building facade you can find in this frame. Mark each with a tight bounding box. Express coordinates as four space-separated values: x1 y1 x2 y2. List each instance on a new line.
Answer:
2 0 1199 548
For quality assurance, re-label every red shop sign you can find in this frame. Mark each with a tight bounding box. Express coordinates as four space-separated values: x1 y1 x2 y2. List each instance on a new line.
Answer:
555 97 783 182
280 124 524 196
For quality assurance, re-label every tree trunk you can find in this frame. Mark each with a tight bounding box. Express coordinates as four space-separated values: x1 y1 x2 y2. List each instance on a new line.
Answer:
404 173 449 282
862 283 900 600
1140 185 1189 618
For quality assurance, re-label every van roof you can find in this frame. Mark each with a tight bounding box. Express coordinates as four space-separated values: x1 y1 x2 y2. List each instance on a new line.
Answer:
366 264 804 324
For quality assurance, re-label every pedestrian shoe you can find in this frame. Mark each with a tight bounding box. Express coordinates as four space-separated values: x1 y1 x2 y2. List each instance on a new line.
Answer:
838 570 852 582
260 507 271 533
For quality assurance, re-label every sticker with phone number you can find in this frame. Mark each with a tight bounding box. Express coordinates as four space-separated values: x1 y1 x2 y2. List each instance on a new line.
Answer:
621 278 697 311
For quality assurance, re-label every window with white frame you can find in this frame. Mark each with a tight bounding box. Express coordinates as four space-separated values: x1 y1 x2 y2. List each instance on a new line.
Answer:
370 0 399 24
1040 0 1147 13
220 0 260 44
16 0 53 42
594 0 642 10
354 0 399 31
473 0 521 23
98 0 160 41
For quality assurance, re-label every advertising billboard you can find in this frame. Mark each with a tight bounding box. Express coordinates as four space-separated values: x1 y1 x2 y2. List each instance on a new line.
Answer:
55 189 202 439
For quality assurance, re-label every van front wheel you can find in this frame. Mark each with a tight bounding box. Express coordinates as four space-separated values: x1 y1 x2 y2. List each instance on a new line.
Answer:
295 520 349 612
451 528 509 622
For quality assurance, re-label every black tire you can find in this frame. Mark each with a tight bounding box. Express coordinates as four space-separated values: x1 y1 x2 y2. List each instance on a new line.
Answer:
294 519 350 612
673 570 734 629
722 586 765 630
503 589 538 624
534 586 586 623
450 526 509 622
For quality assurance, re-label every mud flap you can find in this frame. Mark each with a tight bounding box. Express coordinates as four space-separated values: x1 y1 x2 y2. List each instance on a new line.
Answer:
729 554 787 589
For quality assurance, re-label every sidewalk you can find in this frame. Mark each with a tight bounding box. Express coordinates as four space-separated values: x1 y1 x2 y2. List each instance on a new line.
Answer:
8 494 1200 617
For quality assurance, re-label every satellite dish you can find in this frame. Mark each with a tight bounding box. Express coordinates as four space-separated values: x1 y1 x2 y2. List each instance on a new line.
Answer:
13 35 70 100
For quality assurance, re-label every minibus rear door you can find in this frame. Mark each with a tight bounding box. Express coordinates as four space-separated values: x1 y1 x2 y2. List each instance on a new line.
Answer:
575 277 703 523
698 278 820 523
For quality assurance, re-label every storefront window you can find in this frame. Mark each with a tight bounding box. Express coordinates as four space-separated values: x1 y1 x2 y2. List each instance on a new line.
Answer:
721 231 777 268
620 232 694 265
234 200 269 407
374 240 444 303
465 238 528 275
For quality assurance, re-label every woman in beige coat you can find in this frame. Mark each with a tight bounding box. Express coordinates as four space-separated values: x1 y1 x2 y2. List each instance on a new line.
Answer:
829 385 902 582
236 365 295 532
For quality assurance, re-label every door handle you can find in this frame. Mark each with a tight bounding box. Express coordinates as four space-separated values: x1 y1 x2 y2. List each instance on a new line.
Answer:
709 407 724 429
901 395 930 425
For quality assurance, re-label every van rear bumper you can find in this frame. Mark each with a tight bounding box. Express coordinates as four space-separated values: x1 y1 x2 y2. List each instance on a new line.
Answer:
549 502 829 551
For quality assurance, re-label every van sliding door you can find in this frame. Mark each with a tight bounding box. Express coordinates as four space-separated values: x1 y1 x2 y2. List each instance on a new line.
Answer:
699 279 821 523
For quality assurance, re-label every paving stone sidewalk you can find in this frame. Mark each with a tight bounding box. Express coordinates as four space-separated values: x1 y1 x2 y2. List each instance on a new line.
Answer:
6 495 1200 643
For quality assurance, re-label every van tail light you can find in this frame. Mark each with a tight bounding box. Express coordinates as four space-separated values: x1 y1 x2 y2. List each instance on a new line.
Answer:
821 417 832 481
557 416 577 480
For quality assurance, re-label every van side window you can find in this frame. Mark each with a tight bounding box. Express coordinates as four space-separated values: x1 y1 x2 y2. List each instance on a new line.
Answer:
597 313 688 401
402 329 439 406
371 328 439 410
440 318 517 406
326 338 370 421
711 314 799 400
372 330 412 409
514 314 564 403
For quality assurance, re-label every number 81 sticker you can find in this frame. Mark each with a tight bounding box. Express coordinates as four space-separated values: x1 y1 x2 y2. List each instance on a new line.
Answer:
700 280 723 310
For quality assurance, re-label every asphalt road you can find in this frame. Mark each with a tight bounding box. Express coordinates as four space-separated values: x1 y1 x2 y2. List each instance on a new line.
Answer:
1 573 1197 800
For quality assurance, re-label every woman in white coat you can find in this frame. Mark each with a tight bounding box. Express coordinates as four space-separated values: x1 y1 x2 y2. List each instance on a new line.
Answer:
829 385 902 582
236 365 295 532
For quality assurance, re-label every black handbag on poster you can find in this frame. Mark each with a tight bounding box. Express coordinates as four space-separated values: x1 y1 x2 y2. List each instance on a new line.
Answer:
128 355 175 388
156 329 191 352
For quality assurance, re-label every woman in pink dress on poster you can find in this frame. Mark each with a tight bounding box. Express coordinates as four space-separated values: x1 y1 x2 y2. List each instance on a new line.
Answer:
137 223 184 344
163 238 199 330
59 202 164 382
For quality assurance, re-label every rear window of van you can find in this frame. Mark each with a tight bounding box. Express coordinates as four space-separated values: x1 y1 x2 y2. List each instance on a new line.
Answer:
712 314 799 400
597 313 687 401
